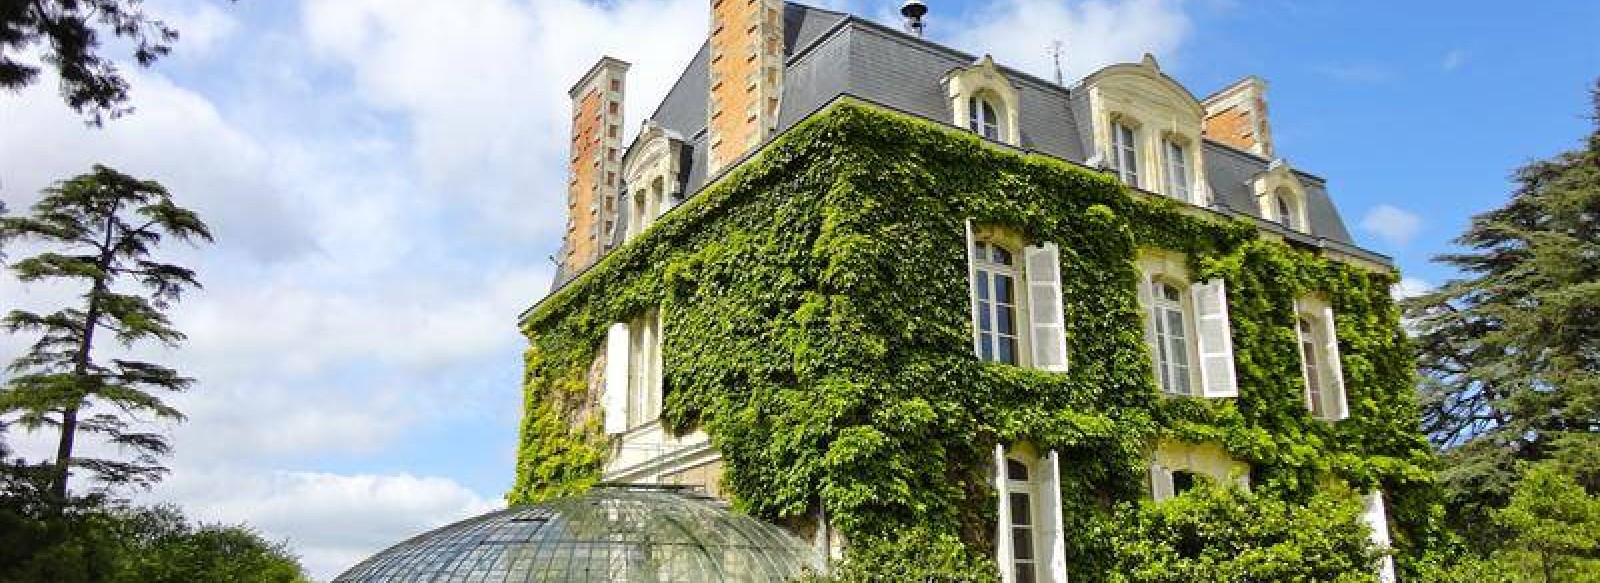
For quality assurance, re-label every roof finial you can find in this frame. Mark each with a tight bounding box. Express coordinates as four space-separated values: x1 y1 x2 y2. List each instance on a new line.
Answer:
900 0 927 37
1048 40 1065 85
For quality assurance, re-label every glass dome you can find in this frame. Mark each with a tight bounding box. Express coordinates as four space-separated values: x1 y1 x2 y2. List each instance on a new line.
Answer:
333 485 824 582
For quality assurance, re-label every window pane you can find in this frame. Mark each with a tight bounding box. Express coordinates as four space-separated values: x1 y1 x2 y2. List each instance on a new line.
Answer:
995 275 1014 303
1009 493 1032 525
1006 459 1029 481
1015 565 1037 583
976 271 990 301
992 246 1013 265
997 305 1015 335
1012 527 1034 560
1173 471 1197 494
998 335 1017 364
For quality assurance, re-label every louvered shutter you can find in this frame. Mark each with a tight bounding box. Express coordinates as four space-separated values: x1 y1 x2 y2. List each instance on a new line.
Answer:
993 444 1014 580
1293 299 1314 410
1024 243 1069 372
1043 450 1069 582
1322 306 1350 420
603 322 631 435
1191 279 1238 398
1137 274 1161 382
1149 464 1175 501
966 219 982 358
1364 491 1398 583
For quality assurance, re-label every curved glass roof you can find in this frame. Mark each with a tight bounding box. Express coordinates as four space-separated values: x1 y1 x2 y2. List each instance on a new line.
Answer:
333 485 823 582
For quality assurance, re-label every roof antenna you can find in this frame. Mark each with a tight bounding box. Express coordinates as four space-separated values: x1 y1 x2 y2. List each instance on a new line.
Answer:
900 0 927 37
1049 40 1065 85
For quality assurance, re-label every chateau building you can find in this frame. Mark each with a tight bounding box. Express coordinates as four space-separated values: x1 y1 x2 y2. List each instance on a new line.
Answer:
525 2 1419 581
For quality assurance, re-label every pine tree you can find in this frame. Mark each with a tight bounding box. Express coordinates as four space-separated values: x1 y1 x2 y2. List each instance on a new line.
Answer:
0 165 212 500
1405 83 1600 539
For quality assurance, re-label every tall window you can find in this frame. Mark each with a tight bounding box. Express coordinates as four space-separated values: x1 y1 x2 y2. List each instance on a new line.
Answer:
1299 317 1325 418
1163 139 1190 202
1006 458 1039 583
1151 280 1192 396
627 311 662 427
1274 188 1300 231
1112 122 1140 187
970 96 1001 140
973 240 1021 364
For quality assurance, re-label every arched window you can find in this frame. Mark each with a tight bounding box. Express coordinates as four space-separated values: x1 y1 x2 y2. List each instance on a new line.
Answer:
972 239 1021 364
969 96 1001 140
1298 317 1324 417
1273 187 1301 231
1006 456 1039 583
1150 279 1192 396
1112 121 1140 187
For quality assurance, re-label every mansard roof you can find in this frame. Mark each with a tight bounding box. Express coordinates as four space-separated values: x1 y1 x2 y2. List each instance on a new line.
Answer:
565 1 1373 289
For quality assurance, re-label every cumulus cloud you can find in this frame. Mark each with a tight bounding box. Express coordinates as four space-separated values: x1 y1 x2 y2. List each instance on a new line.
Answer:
144 467 498 579
1392 277 1433 300
944 0 1193 83
1360 204 1423 247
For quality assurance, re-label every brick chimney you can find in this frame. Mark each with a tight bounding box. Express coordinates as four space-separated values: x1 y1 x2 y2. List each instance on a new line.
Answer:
707 0 785 174
562 57 629 274
1202 76 1274 157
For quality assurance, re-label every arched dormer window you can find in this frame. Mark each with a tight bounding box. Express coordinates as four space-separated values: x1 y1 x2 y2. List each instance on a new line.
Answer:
1252 159 1311 234
619 122 686 243
970 95 1001 140
944 55 1021 145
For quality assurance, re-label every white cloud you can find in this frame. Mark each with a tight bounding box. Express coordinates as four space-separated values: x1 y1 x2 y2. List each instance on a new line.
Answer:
152 0 241 57
144 467 498 580
1360 204 1423 247
944 0 1193 83
1393 277 1432 300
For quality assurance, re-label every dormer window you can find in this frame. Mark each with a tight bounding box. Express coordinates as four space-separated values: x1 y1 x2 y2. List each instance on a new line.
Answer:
1162 139 1190 202
1112 121 1140 187
944 55 1020 146
970 96 1001 140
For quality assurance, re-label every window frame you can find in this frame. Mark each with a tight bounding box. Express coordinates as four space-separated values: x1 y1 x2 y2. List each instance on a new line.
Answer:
625 310 663 429
1162 138 1190 202
971 236 1029 366
1112 121 1140 187
1149 277 1195 397
1295 300 1348 421
969 95 1002 141
1005 455 1041 583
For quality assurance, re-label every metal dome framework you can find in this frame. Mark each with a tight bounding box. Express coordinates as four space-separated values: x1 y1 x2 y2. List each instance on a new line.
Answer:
334 485 823 582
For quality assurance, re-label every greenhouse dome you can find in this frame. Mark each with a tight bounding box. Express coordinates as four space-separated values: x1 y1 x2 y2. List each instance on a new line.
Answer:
332 485 824 582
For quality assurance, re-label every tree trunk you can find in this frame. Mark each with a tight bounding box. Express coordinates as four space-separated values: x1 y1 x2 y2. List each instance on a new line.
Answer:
50 209 117 501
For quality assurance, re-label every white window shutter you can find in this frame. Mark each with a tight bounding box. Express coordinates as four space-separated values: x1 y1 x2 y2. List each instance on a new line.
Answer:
966 219 983 358
1322 306 1349 420
1137 274 1161 382
993 444 1014 582
1024 243 1069 372
603 322 631 435
1363 490 1398 583
1149 465 1175 501
1191 278 1238 398
1042 450 1069 583
1293 300 1314 411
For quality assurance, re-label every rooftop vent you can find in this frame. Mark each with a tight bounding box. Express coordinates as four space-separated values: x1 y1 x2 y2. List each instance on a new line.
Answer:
901 0 927 37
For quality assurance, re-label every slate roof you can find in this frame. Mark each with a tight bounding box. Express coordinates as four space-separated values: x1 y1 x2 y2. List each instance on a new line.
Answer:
558 2 1377 288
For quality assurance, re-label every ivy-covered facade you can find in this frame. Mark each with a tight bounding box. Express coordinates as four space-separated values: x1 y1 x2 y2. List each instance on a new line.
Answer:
517 3 1443 581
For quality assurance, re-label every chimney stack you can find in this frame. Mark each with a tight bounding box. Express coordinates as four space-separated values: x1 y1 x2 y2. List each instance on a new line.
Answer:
561 57 630 274
1201 76 1274 157
707 0 785 174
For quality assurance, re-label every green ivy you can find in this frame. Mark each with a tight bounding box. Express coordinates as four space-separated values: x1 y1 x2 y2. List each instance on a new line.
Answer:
511 101 1447 580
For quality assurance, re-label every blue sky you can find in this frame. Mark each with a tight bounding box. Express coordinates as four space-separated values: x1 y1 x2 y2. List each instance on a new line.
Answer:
0 0 1594 579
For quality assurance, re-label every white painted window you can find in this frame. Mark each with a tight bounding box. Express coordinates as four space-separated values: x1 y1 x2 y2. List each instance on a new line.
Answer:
972 238 1023 365
1296 302 1348 420
626 310 664 428
1150 279 1192 396
1148 442 1251 502
1273 187 1301 231
994 447 1068 583
970 96 1001 140
1112 122 1140 187
1163 139 1190 202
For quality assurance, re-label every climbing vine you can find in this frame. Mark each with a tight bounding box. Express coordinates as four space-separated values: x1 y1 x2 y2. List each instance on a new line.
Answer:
510 101 1446 580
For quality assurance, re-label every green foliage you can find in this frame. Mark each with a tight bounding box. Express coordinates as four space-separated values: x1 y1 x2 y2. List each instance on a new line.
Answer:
1490 463 1600 582
511 102 1439 579
1403 83 1600 553
0 463 309 583
1106 483 1379 582
0 164 213 498
0 1 182 125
